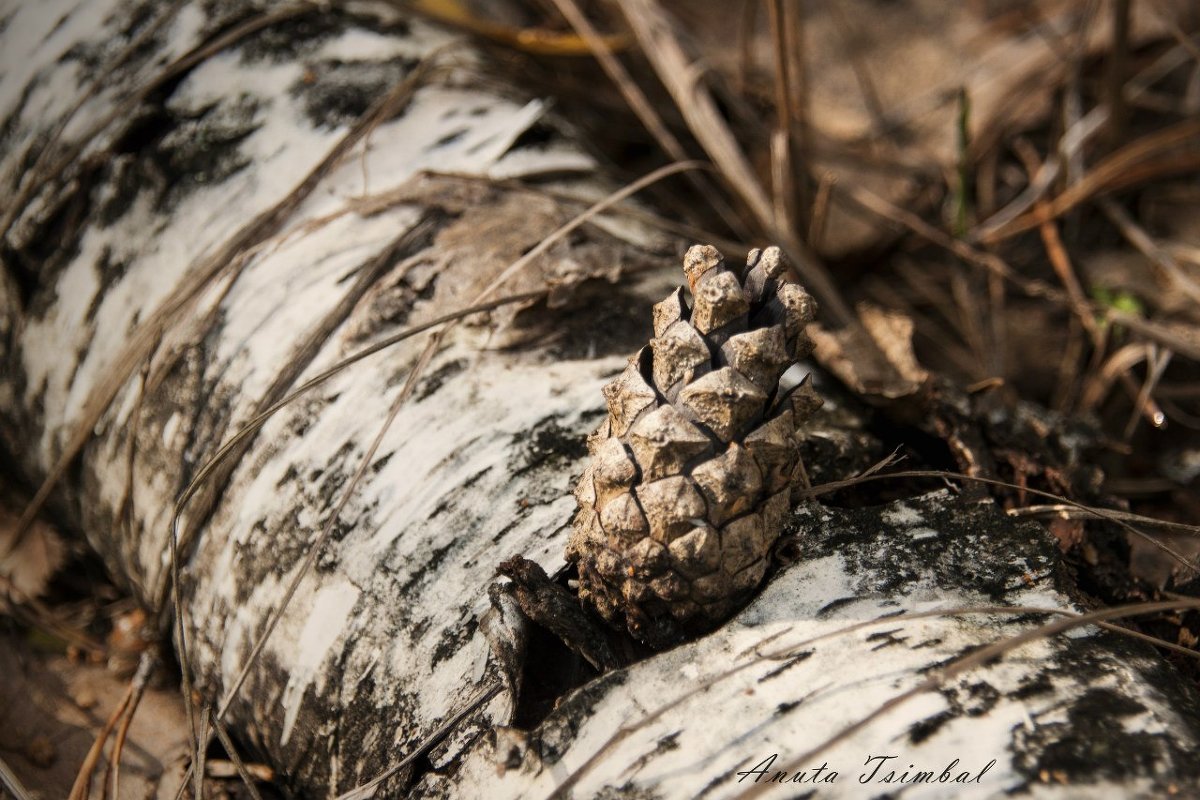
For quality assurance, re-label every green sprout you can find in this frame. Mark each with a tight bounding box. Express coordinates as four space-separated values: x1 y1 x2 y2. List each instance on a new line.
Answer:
1091 285 1144 340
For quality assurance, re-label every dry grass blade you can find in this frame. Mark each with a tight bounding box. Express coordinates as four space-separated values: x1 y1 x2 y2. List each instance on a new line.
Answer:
752 603 1200 665
68 687 131 800
6 46 449 560
1013 138 1101 345
766 0 798 231
102 654 156 800
546 0 684 164
825 1 889 135
67 653 154 800
1103 0 1132 146
613 0 852 327
209 711 266 800
335 684 502 800
734 598 1200 799
1008 504 1200 534
0 755 35 800
546 0 749 239
1106 312 1200 361
352 168 747 254
971 155 1062 243
981 119 1200 242
783 1 808 212
807 171 836 250
1098 196 1200 305
1079 342 1151 411
1123 347 1171 439
404 0 627 55
1149 0 1200 64
846 183 1067 304
800 469 1200 573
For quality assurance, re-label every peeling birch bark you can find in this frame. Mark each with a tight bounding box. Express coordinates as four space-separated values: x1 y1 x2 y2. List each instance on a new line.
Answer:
2 2 1200 799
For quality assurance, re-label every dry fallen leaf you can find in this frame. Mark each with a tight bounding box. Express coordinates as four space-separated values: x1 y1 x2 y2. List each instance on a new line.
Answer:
0 507 66 607
809 302 929 399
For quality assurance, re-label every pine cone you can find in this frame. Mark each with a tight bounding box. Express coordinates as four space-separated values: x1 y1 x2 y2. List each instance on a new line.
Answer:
566 244 822 647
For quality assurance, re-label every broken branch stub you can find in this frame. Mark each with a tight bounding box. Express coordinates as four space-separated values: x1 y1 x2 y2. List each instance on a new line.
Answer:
566 245 822 647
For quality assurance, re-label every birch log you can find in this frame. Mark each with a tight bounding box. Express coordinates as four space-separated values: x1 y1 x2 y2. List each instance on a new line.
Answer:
2 1 1200 798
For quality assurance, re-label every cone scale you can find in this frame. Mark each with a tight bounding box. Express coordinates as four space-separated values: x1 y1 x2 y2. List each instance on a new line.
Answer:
566 245 821 647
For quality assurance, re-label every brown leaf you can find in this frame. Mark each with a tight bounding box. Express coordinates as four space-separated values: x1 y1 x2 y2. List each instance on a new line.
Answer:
1048 518 1085 554
0 507 66 606
809 303 929 399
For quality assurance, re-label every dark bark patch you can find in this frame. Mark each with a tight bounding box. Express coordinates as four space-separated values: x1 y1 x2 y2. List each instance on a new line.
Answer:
154 94 262 199
15 160 99 319
231 8 344 63
92 92 261 225
400 539 457 596
415 358 467 402
757 650 813 682
594 782 666 800
815 596 858 617
0 83 37 173
865 628 909 651
1012 687 1155 782
430 605 478 667
290 58 416 130
792 493 1060 603
1003 631 1200 791
904 677 1000 747
526 669 628 764
541 280 658 361
83 247 131 324
430 128 468 150
59 0 165 77
1010 672 1055 700
908 709 955 744
512 416 588 479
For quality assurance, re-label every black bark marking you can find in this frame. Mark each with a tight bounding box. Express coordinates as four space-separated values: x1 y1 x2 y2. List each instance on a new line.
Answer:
231 8 344 63
84 247 131 323
758 650 813 682
865 628 909 651
431 128 467 149
59 0 167 76
513 416 589 478
794 493 1061 602
430 605 479 668
290 58 417 130
526 669 629 763
815 596 857 617
908 709 956 744
415 358 467 402
401 539 458 596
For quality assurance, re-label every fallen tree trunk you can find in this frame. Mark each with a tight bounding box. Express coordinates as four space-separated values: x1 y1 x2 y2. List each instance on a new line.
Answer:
2 1 1200 798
